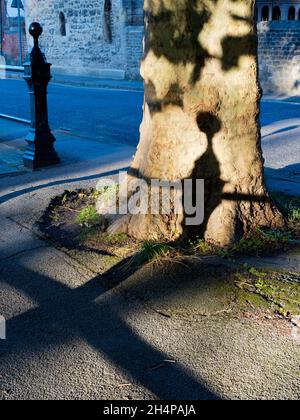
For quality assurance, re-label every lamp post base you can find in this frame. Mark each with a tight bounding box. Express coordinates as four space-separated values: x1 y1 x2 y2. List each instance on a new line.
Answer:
23 23 61 171
23 128 60 170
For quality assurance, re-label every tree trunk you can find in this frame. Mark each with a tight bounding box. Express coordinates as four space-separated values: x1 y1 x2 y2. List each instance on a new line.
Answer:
108 0 284 246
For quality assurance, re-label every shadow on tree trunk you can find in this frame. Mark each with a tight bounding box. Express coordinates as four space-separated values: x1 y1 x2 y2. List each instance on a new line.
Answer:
107 0 284 246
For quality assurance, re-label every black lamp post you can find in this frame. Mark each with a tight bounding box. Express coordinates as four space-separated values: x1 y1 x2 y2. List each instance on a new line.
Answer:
23 22 60 170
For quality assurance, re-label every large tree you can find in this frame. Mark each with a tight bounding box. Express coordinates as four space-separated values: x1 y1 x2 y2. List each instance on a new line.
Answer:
108 0 284 246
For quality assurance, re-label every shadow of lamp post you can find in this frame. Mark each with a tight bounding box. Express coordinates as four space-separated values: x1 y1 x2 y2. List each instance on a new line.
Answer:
23 22 60 170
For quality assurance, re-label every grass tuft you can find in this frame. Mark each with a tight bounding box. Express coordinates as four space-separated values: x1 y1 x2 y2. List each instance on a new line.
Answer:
76 205 105 227
126 241 174 269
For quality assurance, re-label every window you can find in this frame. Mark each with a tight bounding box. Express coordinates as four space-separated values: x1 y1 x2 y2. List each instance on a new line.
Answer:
131 0 144 25
288 7 296 21
261 6 270 21
103 0 112 43
59 12 66 36
272 6 281 21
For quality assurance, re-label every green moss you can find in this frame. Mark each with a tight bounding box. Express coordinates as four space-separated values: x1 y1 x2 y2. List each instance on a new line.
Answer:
233 267 300 316
236 289 273 311
254 276 300 316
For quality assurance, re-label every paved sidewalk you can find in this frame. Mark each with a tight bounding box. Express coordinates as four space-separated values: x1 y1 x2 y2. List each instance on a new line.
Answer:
0 117 134 178
0 143 24 176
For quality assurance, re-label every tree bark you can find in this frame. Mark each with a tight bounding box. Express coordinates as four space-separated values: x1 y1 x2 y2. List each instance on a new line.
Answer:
108 0 284 246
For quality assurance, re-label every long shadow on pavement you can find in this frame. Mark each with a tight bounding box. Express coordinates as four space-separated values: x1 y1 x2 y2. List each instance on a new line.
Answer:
0 258 220 400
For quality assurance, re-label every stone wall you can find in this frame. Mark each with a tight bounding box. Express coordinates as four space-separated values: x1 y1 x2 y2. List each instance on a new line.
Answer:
258 21 300 95
24 0 132 78
125 25 143 79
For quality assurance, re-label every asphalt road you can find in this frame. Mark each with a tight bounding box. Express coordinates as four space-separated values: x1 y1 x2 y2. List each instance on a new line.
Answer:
0 79 144 146
0 78 299 149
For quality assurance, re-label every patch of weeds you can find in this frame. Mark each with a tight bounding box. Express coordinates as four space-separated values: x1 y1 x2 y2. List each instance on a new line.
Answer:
95 184 120 216
271 192 300 227
271 192 300 217
217 247 235 259
270 192 300 237
61 193 69 205
189 237 213 255
76 206 106 228
257 227 292 242
189 229 291 259
289 208 300 223
219 227 294 258
105 255 122 266
102 233 129 245
75 227 99 242
234 234 273 255
248 267 267 278
97 184 119 204
49 208 60 223
129 241 174 267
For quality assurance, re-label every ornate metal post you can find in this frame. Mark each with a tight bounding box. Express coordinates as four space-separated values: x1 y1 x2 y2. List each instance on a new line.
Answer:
23 22 60 170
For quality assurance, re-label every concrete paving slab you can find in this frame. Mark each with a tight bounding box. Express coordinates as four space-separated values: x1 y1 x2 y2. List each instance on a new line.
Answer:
0 143 24 177
239 249 300 273
0 216 46 260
